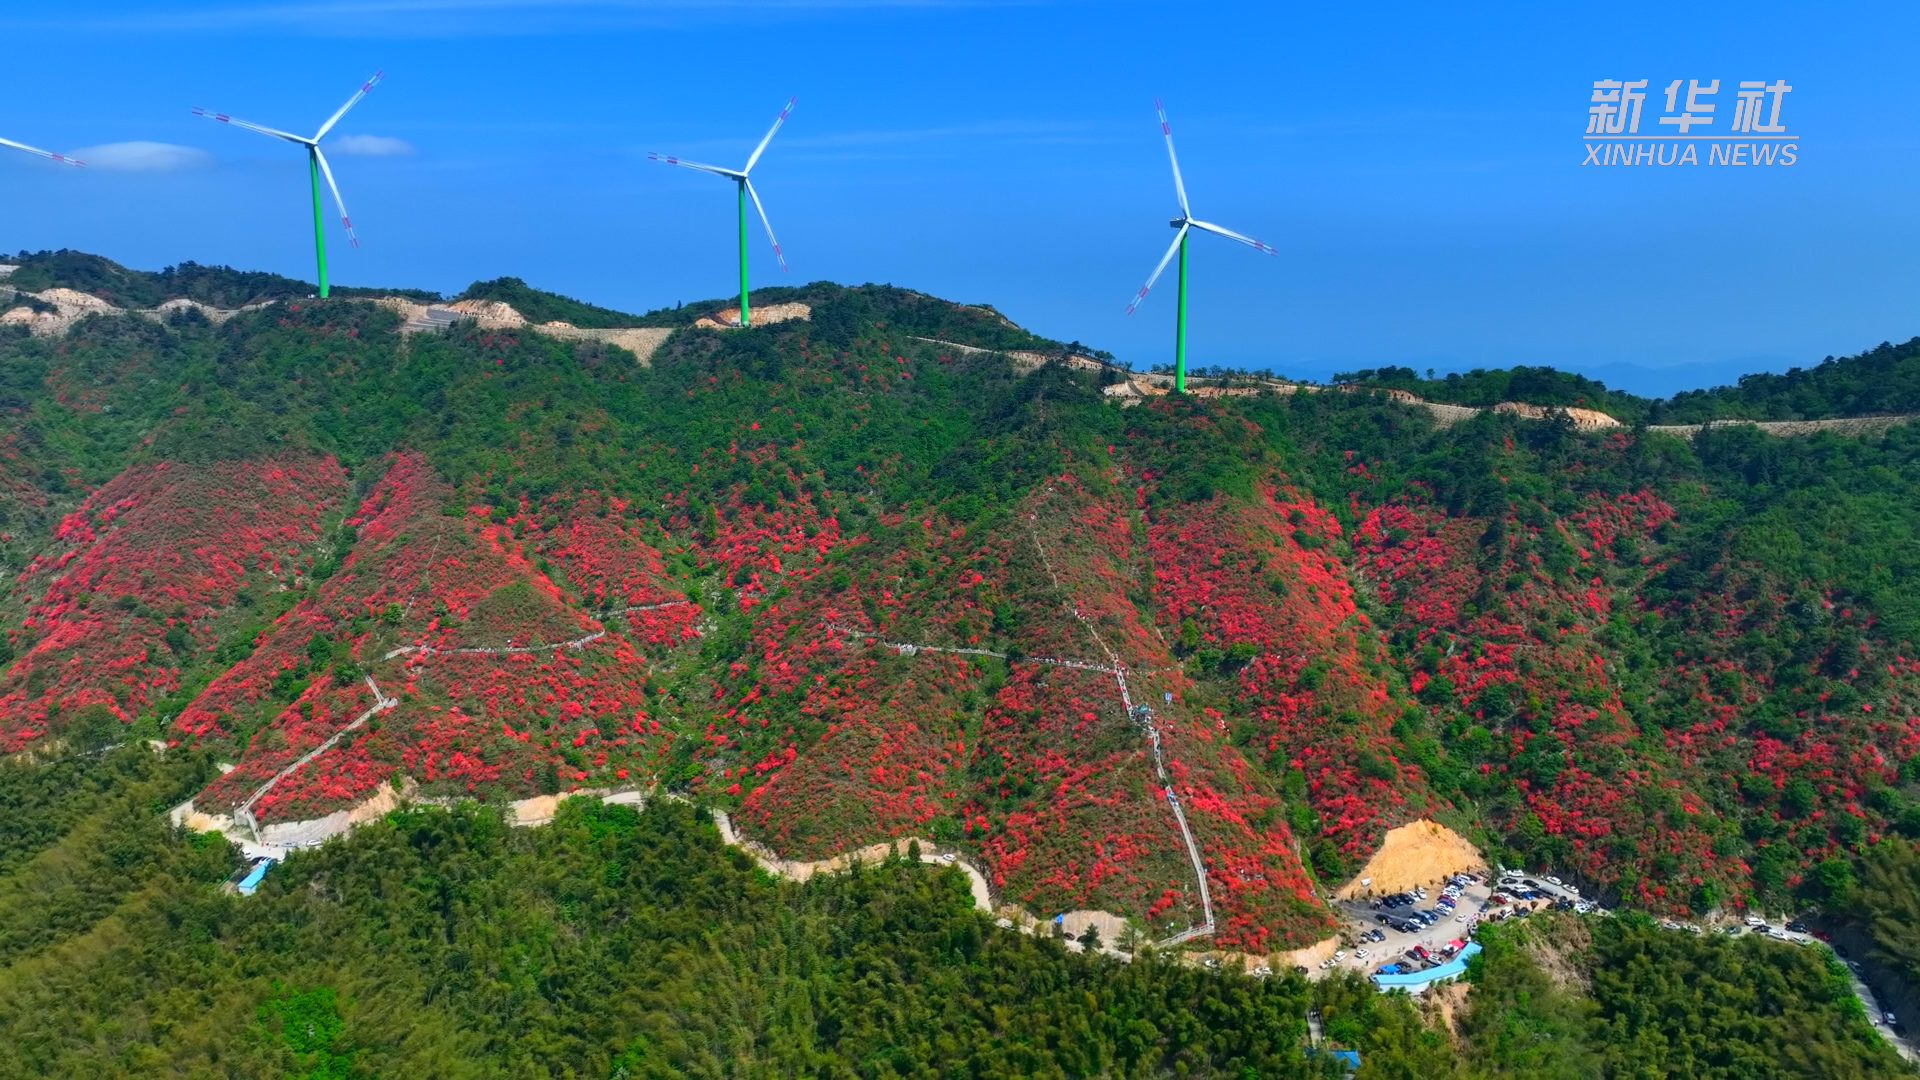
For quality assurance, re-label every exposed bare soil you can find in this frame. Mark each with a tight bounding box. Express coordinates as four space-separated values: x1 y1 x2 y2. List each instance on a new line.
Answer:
1336 819 1487 898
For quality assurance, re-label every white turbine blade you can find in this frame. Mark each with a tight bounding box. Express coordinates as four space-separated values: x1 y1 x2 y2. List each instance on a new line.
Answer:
1155 98 1189 217
312 147 359 248
743 178 787 271
741 95 795 175
1125 223 1189 314
313 69 384 142
648 152 742 178
0 136 83 167
193 107 312 145
1188 217 1277 255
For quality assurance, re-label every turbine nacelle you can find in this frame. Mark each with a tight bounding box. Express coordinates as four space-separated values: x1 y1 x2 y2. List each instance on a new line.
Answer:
649 96 797 284
1125 100 1278 319
193 69 385 254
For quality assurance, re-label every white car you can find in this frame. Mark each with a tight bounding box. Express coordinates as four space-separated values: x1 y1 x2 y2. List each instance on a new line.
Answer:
1455 914 1467 923
1354 948 1369 959
1334 950 1347 960
1547 876 1562 886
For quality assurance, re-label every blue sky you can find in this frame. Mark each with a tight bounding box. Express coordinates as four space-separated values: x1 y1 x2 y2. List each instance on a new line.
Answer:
1 0 1914 395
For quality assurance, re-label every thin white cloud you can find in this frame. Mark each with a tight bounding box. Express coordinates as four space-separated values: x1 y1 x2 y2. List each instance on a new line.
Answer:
332 134 416 156
68 141 213 171
11 0 1021 35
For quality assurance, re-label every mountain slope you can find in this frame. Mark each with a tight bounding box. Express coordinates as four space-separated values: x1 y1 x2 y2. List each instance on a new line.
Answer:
0 745 1905 1078
3 254 1920 950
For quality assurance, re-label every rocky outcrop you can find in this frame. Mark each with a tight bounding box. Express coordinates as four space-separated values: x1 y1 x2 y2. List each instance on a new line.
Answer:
692 302 811 329
382 297 673 362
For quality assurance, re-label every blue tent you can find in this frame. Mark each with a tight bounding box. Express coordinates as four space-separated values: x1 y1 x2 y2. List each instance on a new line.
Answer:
1371 941 1482 989
237 858 276 896
1308 1047 1362 1071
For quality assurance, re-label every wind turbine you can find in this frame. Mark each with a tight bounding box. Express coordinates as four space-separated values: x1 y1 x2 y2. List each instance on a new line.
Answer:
0 137 83 168
1125 100 1275 393
193 71 383 299
650 97 794 328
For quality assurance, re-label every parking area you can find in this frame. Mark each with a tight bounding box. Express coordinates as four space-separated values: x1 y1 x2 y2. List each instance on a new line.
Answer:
1300 860 1915 1059
1314 869 1604 982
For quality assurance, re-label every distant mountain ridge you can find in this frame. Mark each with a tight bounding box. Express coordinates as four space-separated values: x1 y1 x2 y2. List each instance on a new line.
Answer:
1336 340 1920 425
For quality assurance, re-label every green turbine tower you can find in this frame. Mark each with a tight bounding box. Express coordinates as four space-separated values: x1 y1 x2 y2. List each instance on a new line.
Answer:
651 97 795 327
195 71 384 298
1125 99 1276 392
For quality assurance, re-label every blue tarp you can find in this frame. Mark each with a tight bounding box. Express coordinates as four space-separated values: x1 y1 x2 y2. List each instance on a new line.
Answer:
237 859 275 896
1371 941 1481 988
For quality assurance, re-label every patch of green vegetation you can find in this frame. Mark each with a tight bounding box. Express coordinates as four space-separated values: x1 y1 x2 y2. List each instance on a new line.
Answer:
6 248 437 308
